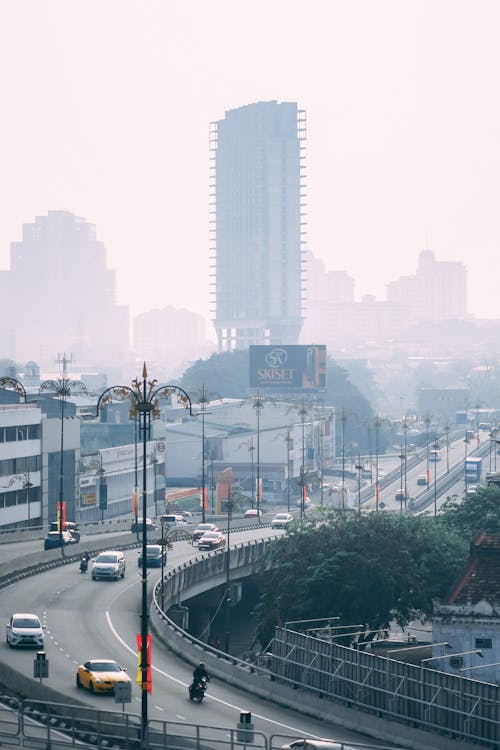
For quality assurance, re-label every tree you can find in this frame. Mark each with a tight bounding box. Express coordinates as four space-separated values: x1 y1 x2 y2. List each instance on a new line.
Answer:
254 511 467 647
440 486 500 537
179 351 374 424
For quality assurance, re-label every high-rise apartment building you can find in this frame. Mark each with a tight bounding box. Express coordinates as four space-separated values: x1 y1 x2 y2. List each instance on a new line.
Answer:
210 101 305 351
0 211 130 368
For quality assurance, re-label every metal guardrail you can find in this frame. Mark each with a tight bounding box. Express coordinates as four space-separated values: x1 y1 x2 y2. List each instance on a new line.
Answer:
268 627 500 750
0 695 405 750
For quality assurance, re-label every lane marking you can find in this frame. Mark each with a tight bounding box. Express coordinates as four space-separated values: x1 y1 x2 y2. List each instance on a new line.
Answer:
105 610 326 735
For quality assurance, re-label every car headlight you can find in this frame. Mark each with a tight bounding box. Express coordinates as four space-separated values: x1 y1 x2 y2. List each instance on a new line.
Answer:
94 677 103 683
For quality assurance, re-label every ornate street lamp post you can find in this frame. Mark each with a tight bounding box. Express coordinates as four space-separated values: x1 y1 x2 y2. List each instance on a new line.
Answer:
97 364 193 748
195 385 212 523
39 355 87 553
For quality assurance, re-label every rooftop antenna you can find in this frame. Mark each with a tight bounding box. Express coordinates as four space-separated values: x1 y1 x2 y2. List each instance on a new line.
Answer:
55 352 73 377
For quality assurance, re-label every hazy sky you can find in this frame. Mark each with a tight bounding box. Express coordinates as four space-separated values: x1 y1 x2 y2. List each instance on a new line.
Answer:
1 0 499 330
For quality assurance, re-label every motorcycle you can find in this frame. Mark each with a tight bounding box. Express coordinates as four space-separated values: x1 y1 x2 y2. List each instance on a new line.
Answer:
79 557 89 573
189 676 208 703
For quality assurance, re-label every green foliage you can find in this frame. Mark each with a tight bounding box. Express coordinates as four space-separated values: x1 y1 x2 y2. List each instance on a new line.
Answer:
254 512 467 646
179 350 249 398
440 486 500 537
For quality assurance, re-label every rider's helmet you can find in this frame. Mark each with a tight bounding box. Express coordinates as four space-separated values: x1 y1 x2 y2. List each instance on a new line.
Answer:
199 662 205 669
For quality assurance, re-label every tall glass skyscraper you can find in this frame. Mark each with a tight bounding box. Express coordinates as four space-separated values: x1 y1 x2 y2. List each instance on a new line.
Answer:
210 101 306 351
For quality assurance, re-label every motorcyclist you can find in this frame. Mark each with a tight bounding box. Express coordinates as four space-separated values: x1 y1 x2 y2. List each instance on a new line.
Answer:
79 551 91 572
189 662 209 698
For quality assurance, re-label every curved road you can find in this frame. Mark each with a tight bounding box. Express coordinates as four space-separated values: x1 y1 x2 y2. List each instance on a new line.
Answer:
0 528 380 747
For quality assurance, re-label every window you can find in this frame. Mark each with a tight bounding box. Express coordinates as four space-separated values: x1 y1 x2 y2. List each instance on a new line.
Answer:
450 656 464 668
475 638 492 649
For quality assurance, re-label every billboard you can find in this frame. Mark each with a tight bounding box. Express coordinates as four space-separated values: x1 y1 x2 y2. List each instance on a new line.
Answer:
249 345 327 391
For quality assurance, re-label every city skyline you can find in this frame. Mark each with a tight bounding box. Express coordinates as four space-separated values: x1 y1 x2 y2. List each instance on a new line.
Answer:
1 1 499 325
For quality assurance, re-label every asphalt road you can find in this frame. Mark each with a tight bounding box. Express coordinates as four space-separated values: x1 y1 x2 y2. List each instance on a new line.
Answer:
0 527 381 747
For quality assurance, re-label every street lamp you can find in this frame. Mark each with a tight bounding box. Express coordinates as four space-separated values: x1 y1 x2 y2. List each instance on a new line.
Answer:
40 354 87 555
425 412 431 487
224 483 234 654
195 385 212 523
387 642 451 657
341 409 347 509
398 446 405 514
297 400 310 520
433 438 439 517
444 423 450 474
151 445 159 518
355 456 364 514
23 472 34 529
285 430 292 512
97 364 193 749
374 414 381 511
251 393 265 517
160 515 166 613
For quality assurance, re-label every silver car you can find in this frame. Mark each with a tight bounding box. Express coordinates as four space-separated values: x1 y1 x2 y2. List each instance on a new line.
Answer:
91 551 126 581
6 613 44 648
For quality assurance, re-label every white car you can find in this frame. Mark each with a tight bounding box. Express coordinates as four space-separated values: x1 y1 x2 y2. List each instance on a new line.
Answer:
271 512 293 529
91 551 126 581
6 613 44 648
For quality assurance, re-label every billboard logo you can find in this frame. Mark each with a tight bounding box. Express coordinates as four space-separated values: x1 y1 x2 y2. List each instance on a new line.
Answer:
249 344 327 391
264 348 288 368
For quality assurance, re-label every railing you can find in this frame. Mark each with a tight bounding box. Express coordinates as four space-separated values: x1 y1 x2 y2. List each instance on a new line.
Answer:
0 695 404 750
268 628 500 749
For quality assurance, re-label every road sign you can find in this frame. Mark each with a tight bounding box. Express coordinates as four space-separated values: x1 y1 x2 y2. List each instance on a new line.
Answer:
114 681 132 704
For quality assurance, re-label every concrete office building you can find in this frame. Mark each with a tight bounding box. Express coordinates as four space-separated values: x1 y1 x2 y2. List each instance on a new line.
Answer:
211 101 305 351
0 403 42 528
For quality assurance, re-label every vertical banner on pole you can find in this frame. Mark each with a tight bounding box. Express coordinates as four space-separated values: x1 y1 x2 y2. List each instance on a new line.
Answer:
57 501 67 530
132 490 138 517
135 634 152 693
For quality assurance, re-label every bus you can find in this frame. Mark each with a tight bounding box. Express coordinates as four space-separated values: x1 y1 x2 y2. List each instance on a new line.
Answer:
465 456 483 483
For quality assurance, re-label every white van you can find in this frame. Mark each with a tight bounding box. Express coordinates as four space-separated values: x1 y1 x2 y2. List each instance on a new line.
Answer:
429 449 441 462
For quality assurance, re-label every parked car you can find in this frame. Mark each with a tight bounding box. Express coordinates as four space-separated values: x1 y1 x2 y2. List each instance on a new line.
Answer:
76 659 131 694
131 517 156 534
6 612 44 648
91 551 126 581
44 530 78 550
197 530 226 551
243 508 263 519
271 512 293 529
138 544 166 568
192 522 219 543
50 520 80 542
417 475 428 486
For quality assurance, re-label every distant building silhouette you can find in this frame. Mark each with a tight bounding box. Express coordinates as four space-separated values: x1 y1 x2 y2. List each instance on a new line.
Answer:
0 211 130 368
301 252 409 348
211 101 305 351
387 250 467 322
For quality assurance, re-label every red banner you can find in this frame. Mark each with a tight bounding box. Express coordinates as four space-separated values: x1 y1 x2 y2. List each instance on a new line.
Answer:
132 490 138 517
57 501 66 530
135 634 152 693
199 487 208 510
